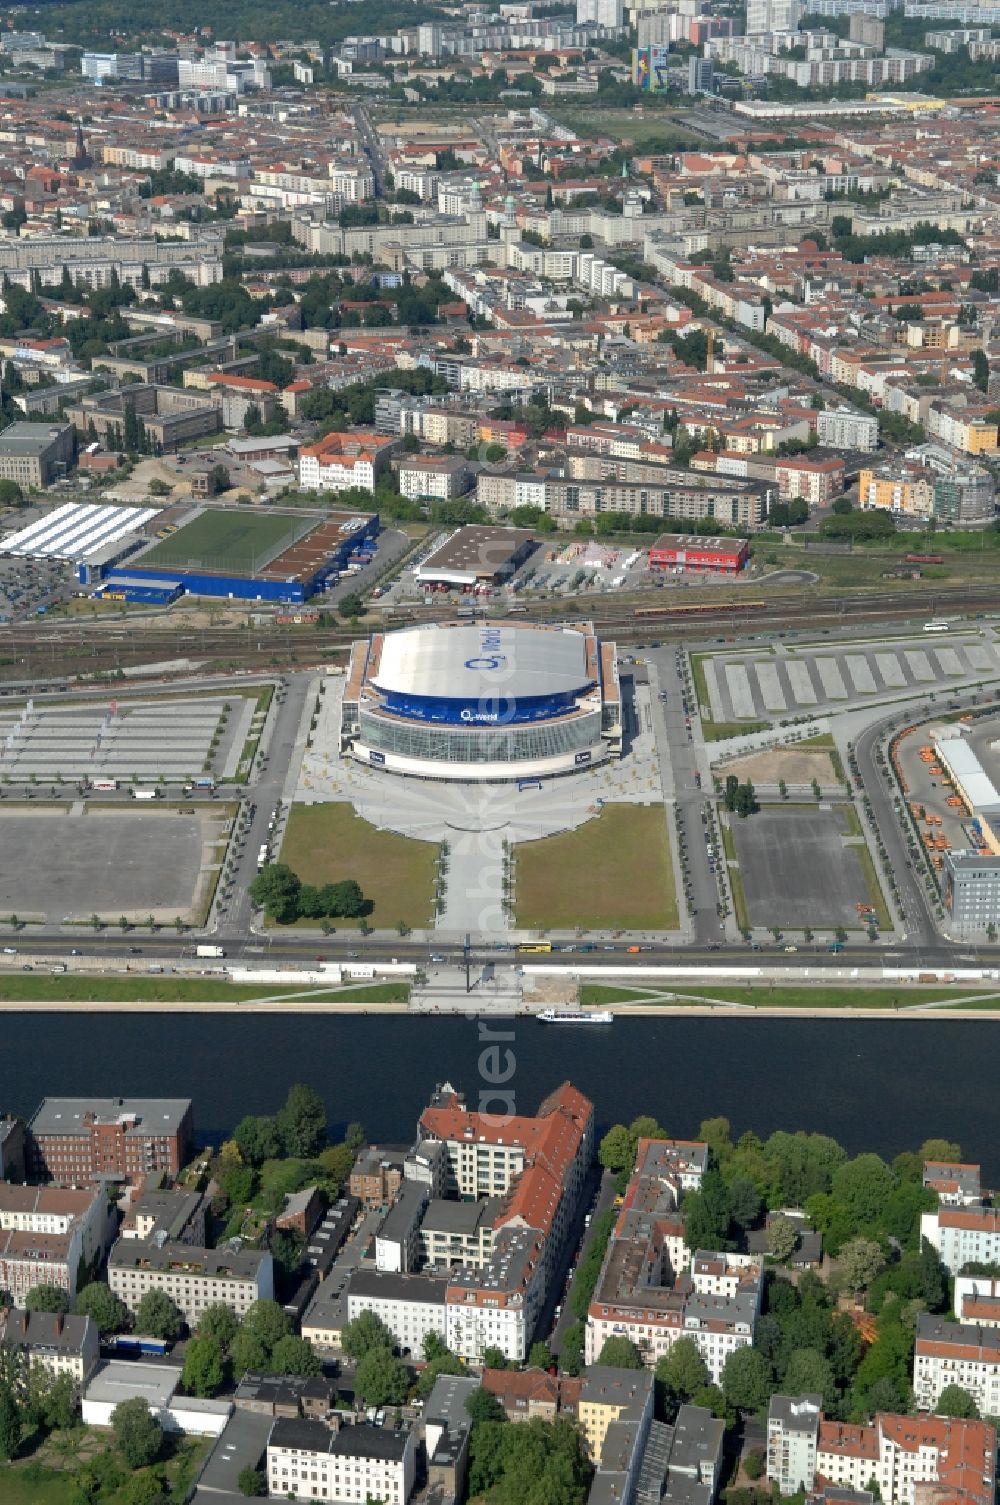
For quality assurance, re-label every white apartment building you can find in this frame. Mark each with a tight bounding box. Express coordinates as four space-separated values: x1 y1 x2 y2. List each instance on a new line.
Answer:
745 0 804 34
767 1394 822 1495
0 1308 99 1385
267 1418 416 1505
921 1206 1000 1273
0 1184 110 1268
346 1271 449 1360
816 406 879 451
109 1239 273 1327
914 1312 1000 1415
0 1185 113 1304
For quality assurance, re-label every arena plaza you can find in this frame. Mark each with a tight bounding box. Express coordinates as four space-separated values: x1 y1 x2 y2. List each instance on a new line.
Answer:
340 620 622 781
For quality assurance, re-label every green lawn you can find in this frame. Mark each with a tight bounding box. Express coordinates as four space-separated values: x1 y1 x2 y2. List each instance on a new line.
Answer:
515 804 677 931
279 802 437 929
703 720 770 742
0 975 407 1003
138 507 315 573
579 983 993 1008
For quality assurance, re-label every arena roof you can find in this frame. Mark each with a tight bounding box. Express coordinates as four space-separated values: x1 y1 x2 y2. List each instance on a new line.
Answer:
372 622 594 702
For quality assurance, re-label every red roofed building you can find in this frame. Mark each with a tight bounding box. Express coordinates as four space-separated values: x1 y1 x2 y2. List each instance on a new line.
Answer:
914 1311 1000 1415
769 1397 996 1505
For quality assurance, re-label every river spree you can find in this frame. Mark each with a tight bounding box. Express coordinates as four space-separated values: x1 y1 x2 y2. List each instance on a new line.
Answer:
5 1013 1000 1174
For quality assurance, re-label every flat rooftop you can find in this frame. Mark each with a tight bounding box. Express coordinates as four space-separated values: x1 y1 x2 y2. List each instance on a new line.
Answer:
417 523 535 578
0 420 71 456
30 1097 191 1137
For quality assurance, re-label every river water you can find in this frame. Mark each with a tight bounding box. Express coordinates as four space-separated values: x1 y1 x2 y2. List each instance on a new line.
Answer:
5 1014 999 1175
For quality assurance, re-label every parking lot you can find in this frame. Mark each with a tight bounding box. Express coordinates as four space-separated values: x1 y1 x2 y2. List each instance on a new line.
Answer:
0 508 76 621
729 805 880 929
0 693 253 782
703 635 1000 724
0 807 218 922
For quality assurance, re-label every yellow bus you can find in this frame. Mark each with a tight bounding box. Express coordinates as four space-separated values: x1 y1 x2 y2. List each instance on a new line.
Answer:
518 942 552 954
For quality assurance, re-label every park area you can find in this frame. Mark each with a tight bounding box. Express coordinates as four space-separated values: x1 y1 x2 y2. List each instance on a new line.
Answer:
514 804 677 931
279 802 437 930
726 805 889 931
137 508 314 574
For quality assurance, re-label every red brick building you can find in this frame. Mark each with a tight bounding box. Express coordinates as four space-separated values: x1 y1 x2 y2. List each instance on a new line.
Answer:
28 1098 194 1186
648 533 750 573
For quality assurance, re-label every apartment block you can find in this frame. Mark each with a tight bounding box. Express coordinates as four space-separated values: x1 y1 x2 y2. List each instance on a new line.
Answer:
0 1184 112 1271
266 1417 416 1505
921 1205 1000 1273
768 1393 822 1494
914 1312 1000 1415
768 1395 996 1505
349 1148 405 1210
954 1275 1000 1326
345 1270 449 1359
0 1307 99 1384
815 406 879 451
28 1097 193 1185
109 1239 274 1327
0 1118 25 1182
579 1366 655 1461
923 1161 982 1206
120 1184 207 1246
298 431 397 493
585 1138 760 1376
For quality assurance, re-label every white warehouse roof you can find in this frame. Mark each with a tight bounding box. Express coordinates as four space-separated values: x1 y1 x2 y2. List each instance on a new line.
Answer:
933 734 1000 815
0 502 161 561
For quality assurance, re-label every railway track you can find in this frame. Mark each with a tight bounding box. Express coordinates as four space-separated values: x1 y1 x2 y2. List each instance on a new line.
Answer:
0 585 995 687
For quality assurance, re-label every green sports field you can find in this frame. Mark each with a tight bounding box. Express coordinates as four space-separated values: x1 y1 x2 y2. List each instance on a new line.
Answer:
139 509 315 574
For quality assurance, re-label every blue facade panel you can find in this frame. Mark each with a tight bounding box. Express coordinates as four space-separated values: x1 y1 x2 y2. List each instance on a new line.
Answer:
101 513 380 605
381 689 580 726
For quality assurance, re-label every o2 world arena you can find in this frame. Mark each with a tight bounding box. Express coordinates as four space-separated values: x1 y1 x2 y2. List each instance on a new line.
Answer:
341 620 622 781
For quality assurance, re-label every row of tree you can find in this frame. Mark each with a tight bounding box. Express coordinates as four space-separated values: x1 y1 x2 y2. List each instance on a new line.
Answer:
248 863 367 925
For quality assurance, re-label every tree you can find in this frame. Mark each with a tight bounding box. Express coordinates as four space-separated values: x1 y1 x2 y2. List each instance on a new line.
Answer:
338 592 366 620
599 1123 636 1174
831 1155 897 1232
242 1299 291 1353
935 1383 979 1418
839 1237 885 1294
134 1289 184 1342
249 863 301 924
0 1384 20 1461
528 1342 552 1370
972 348 990 394
744 1450 765 1480
269 1334 322 1376
238 1464 266 1496
0 479 23 508
229 1328 269 1377
342 1309 396 1362
722 1346 772 1413
354 1348 409 1407
683 1169 733 1251
233 1113 281 1166
112 1397 163 1469
277 1083 327 1156
74 1281 129 1335
656 1336 710 1399
25 1284 69 1314
208 463 231 495
466 1386 506 1425
728 1177 762 1231
598 1336 644 1369
198 1302 240 1351
182 1334 224 1397
122 1478 166 1505
767 1214 799 1262
32 1369 78 1431
345 1121 366 1154
784 1348 835 1407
